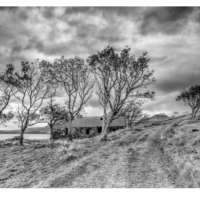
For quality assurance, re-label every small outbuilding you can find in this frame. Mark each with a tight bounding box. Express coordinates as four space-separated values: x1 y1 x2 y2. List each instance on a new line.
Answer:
65 116 126 138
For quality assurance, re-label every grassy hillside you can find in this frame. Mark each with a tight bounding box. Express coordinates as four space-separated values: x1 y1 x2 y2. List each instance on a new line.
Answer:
0 115 200 187
151 119 200 187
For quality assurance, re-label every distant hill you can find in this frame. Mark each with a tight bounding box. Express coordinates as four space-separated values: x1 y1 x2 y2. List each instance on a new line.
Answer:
149 113 170 121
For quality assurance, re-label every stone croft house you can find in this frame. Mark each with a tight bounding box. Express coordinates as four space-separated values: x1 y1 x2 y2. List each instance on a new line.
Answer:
55 116 126 139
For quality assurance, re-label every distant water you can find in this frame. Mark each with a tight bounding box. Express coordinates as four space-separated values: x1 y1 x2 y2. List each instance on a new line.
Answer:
0 134 50 141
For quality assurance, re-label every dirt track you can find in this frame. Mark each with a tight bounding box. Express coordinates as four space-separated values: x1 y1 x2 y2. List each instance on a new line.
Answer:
1 119 200 188
36 127 174 188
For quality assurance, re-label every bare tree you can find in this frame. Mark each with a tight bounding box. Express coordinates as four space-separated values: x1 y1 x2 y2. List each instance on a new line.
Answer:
0 64 16 123
88 46 155 140
122 101 143 128
51 57 94 137
0 85 12 116
40 103 68 142
7 61 49 145
176 85 200 119
39 60 61 142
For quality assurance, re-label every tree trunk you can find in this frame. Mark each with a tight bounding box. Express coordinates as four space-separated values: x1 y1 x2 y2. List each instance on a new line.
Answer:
100 117 112 141
49 124 54 146
127 119 132 128
20 128 25 146
20 119 29 146
193 108 199 120
68 117 73 141
194 109 197 119
191 107 198 119
191 108 195 119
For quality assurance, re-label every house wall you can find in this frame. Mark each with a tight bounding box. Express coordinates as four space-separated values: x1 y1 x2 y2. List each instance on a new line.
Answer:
69 127 100 139
59 125 124 139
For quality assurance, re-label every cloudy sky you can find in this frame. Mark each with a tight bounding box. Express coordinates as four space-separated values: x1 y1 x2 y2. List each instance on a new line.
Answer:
1 7 200 128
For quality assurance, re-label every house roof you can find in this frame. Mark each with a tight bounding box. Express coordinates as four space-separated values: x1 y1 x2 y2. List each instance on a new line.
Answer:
66 116 126 128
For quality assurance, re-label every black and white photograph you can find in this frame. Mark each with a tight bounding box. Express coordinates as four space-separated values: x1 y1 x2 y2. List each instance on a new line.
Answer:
1 2 200 192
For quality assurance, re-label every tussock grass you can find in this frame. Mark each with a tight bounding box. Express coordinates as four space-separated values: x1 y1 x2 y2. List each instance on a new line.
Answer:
2 117 200 188
0 127 141 188
0 132 118 187
150 119 200 187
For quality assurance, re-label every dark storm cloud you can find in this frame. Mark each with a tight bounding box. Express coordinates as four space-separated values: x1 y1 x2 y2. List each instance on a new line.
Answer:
27 8 126 57
41 7 96 20
151 56 168 63
41 7 55 19
139 7 195 35
153 49 200 95
143 92 189 115
0 7 18 11
72 21 125 47
156 70 200 93
63 7 139 17
0 7 200 116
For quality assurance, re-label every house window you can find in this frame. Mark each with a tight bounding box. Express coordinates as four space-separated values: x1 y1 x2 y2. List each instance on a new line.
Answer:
86 128 90 135
97 127 102 133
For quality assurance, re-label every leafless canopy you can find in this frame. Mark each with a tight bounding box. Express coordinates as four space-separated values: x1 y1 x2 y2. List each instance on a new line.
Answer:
52 56 94 121
8 61 49 145
122 101 143 128
176 85 200 119
88 46 155 139
0 64 16 123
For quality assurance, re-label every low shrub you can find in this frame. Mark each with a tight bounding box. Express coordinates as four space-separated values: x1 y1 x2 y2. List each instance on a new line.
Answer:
52 128 66 139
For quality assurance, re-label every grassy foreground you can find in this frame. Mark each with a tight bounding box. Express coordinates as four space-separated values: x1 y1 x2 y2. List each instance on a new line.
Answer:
0 136 106 187
1 116 200 187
